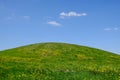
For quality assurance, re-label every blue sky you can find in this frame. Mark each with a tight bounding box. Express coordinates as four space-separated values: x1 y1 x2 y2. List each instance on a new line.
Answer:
0 0 120 54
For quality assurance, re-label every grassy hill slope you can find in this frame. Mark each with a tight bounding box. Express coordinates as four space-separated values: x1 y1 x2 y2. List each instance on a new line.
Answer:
0 42 120 80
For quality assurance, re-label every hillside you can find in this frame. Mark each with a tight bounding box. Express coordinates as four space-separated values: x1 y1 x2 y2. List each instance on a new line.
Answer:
0 42 120 80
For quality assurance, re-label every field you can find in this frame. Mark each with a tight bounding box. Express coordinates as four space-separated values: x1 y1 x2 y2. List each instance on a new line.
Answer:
0 42 120 80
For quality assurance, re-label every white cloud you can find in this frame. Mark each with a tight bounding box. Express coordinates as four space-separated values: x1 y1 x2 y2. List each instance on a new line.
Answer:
104 28 112 31
60 11 87 18
47 21 61 26
104 27 119 31
4 15 31 21
22 16 30 19
113 27 119 30
6 16 13 20
5 13 16 20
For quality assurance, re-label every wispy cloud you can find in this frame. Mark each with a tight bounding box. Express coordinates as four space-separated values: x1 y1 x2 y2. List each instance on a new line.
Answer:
104 27 119 31
0 5 31 21
104 28 111 31
5 15 31 21
5 13 16 20
60 11 87 18
22 16 30 20
6 16 13 20
113 27 119 30
47 21 61 26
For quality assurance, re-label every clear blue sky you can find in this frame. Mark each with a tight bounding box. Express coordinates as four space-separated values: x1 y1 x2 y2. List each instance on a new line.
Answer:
0 0 120 54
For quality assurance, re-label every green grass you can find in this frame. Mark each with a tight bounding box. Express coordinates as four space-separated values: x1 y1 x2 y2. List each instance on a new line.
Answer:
0 42 120 80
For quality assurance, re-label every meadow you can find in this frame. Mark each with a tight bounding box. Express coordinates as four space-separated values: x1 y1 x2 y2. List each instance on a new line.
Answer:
0 42 120 80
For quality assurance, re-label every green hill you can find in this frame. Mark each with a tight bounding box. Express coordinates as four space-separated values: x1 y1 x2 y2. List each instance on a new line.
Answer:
0 42 120 80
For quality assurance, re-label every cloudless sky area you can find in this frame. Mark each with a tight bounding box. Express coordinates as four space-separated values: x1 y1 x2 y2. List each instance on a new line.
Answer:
0 0 120 54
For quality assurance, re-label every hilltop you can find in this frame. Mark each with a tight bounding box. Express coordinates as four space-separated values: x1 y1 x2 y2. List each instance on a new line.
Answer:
0 42 120 80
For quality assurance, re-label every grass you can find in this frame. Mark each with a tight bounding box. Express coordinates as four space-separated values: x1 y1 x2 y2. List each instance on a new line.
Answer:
0 42 120 80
